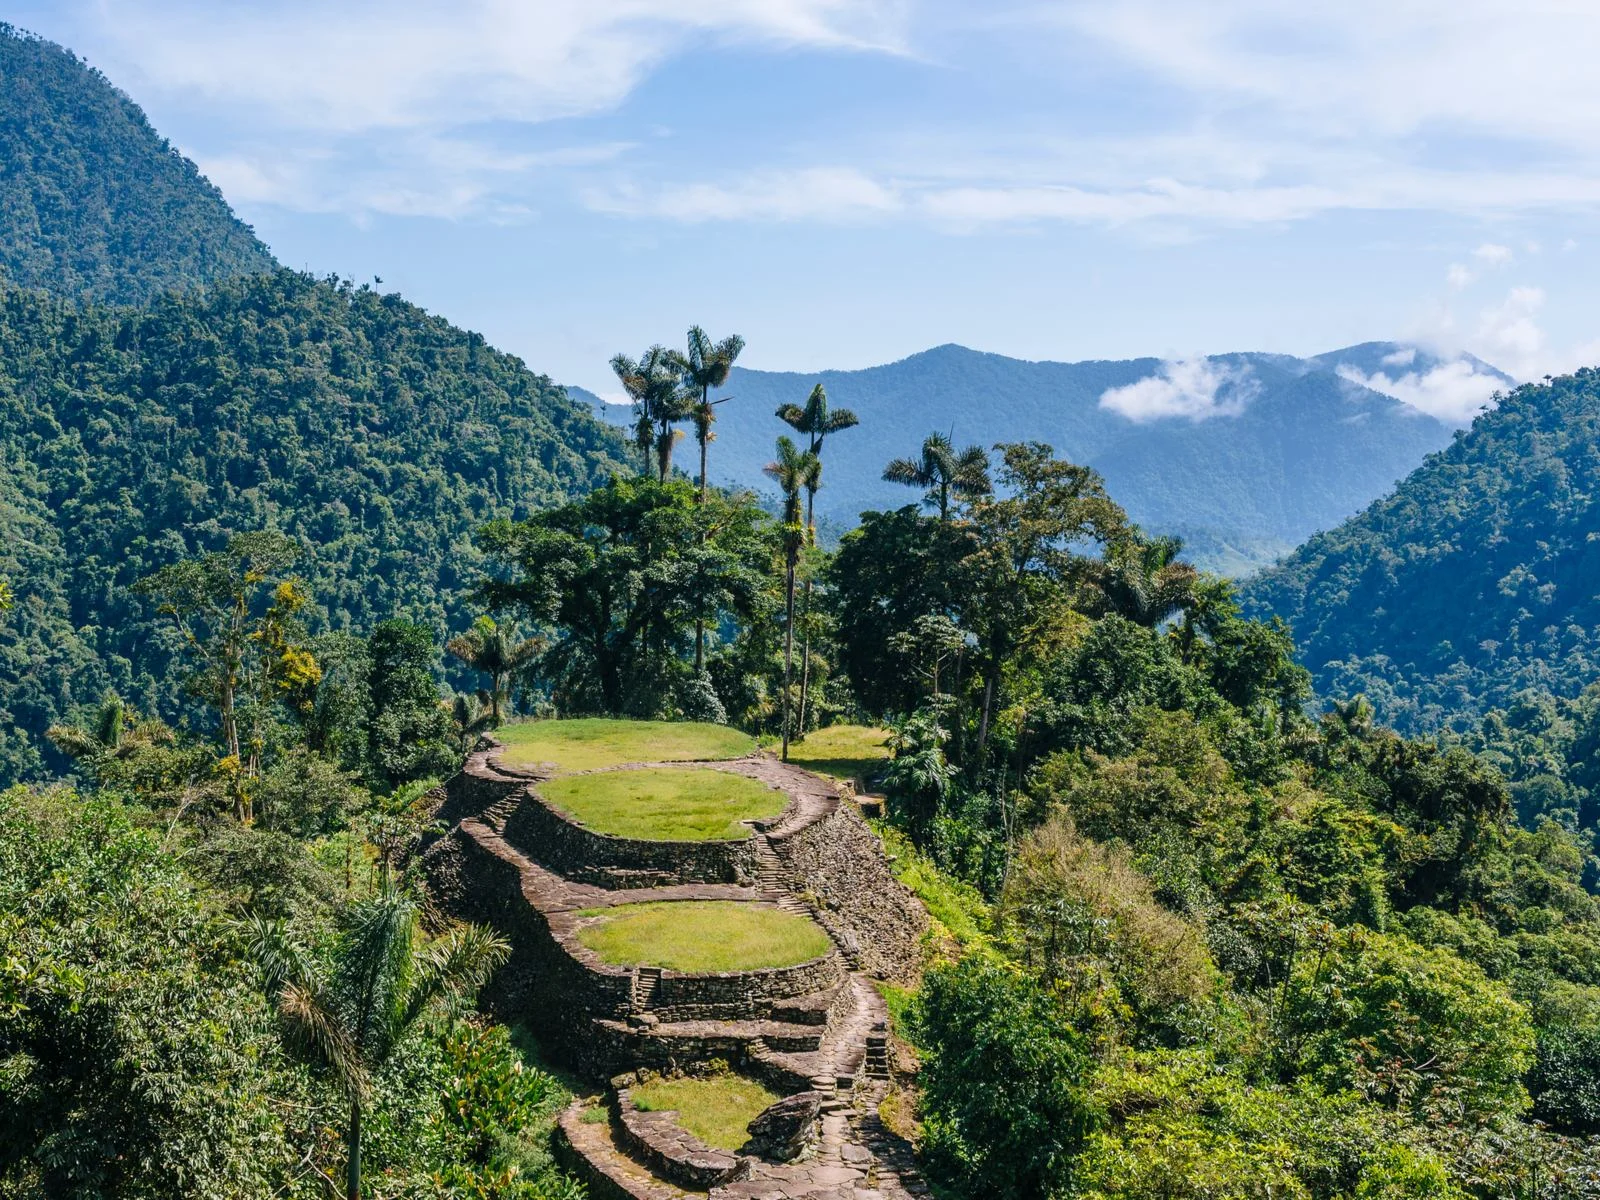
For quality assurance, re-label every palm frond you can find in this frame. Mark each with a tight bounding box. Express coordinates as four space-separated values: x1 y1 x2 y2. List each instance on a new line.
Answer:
278 981 369 1100
397 922 510 1034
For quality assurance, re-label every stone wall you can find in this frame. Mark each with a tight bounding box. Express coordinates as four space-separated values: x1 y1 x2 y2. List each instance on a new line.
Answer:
770 802 926 982
613 1076 749 1190
646 951 845 1021
503 790 760 888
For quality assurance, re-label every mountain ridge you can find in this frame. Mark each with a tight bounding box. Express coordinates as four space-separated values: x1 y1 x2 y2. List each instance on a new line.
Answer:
0 22 276 304
579 340 1507 574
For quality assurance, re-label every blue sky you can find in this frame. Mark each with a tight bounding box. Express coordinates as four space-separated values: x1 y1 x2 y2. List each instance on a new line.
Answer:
12 1 1600 418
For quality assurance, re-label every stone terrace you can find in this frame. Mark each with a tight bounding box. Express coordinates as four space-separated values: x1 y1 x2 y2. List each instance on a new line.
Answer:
424 727 929 1200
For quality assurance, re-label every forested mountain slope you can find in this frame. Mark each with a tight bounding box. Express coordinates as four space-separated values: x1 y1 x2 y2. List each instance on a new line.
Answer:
588 342 1501 574
1242 369 1600 734
0 23 276 303
0 270 630 783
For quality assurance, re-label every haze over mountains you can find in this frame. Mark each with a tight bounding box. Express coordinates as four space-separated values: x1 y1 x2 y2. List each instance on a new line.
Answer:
582 342 1512 573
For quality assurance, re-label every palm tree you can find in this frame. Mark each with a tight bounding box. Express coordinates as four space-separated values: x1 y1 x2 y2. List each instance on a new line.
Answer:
882 432 991 520
776 384 859 735
249 888 509 1200
670 326 745 671
47 693 175 762
448 691 497 754
611 346 692 481
1093 535 1199 628
445 617 542 724
672 326 746 503
764 435 819 761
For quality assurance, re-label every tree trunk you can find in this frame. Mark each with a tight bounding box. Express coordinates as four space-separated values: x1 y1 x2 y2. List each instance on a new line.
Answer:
796 487 816 738
695 411 708 669
346 1099 362 1200
781 560 795 761
976 668 997 762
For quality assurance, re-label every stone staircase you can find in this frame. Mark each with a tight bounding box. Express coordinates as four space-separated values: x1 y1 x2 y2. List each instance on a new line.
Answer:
630 966 662 1014
752 835 808 914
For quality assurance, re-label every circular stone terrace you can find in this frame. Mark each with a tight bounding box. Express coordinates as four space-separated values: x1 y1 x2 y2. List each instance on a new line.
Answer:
427 718 929 1199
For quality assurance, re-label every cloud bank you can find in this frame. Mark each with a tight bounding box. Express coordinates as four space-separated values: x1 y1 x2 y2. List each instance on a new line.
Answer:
1099 359 1257 422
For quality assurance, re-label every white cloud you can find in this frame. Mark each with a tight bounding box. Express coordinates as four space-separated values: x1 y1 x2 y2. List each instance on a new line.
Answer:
586 167 903 223
1381 347 1416 368
1472 243 1514 266
1337 361 1504 425
1098 358 1257 422
1474 286 1549 381
1446 264 1474 291
93 0 910 132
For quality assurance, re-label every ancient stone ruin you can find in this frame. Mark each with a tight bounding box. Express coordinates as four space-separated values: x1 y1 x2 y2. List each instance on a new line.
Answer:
424 734 930 1199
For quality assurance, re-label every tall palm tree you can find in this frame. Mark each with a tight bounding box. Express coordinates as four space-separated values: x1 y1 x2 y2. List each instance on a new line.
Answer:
671 326 746 503
445 617 542 724
882 432 991 520
611 345 692 481
776 383 859 734
249 888 509 1200
448 690 498 754
764 435 818 761
670 326 745 671
1093 535 1200 628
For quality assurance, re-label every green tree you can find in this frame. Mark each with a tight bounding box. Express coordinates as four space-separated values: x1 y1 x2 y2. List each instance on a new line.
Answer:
477 477 771 717
248 887 509 1200
777 383 860 734
135 532 320 820
669 325 746 669
882 431 992 521
765 436 818 759
672 325 746 502
445 617 541 725
914 955 1100 1200
963 443 1127 759
612 345 693 482
366 620 455 788
1091 533 1199 628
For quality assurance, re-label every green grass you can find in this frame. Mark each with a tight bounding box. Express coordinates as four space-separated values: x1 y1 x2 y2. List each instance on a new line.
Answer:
576 901 833 972
631 1074 780 1151
787 724 890 786
540 767 787 841
494 719 754 774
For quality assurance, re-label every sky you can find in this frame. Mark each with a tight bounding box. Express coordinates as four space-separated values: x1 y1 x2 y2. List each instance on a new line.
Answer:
12 0 1600 421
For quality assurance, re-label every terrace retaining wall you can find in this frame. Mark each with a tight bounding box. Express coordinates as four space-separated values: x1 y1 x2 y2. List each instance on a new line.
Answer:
768 801 926 982
503 785 761 888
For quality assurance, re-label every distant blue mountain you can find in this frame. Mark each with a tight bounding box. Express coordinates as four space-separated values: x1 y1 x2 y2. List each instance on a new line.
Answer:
572 341 1511 575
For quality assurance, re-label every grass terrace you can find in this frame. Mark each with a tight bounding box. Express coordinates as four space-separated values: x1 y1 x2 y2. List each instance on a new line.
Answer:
787 724 891 787
540 767 787 841
576 900 833 972
494 718 754 774
631 1073 781 1152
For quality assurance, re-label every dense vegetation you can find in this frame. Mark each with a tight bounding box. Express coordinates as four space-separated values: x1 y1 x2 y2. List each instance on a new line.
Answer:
661 342 1474 574
1245 371 1600 844
0 24 276 304
0 269 629 785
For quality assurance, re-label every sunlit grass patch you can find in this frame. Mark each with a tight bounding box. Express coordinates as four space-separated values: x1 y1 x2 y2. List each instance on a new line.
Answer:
495 718 754 774
540 767 786 841
630 1073 781 1151
787 724 891 786
576 900 832 972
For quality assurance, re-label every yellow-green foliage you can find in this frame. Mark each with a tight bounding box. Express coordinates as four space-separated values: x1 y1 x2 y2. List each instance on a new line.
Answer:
787 724 891 785
872 821 991 952
1281 928 1535 1120
630 1073 779 1151
495 719 753 773
539 768 785 841
1001 814 1217 1016
1077 1050 1464 1200
575 900 832 972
